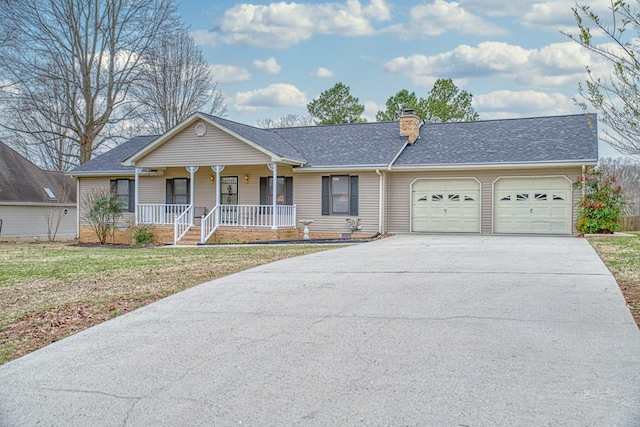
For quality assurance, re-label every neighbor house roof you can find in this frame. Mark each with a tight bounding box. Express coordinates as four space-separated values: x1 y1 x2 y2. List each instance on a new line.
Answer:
394 114 599 167
0 141 76 205
68 113 598 175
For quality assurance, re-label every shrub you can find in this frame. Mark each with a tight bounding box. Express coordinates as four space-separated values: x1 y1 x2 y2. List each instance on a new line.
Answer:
82 188 124 244
573 170 626 234
131 224 155 246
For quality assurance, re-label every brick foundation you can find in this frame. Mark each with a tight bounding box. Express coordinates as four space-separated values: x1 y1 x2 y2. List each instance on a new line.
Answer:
78 225 371 245
209 227 301 243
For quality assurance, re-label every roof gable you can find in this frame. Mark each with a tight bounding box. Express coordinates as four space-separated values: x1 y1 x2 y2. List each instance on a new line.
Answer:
0 141 76 204
123 113 306 166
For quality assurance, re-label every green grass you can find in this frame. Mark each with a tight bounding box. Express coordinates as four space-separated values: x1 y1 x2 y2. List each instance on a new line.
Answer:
588 235 640 327
0 243 342 364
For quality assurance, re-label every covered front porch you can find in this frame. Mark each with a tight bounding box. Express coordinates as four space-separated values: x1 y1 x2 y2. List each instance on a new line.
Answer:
132 164 298 245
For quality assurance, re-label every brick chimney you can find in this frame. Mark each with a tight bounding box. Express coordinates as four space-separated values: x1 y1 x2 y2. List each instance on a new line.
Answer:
399 109 421 144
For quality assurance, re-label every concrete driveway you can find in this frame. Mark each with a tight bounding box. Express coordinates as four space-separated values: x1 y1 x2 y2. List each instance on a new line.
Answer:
1 235 639 426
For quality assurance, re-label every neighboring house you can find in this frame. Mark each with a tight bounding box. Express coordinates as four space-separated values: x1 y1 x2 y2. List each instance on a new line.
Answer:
68 112 598 244
0 141 77 241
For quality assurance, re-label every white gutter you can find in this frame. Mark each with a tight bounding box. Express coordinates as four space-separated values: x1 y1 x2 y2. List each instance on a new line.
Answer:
376 169 384 234
389 161 597 172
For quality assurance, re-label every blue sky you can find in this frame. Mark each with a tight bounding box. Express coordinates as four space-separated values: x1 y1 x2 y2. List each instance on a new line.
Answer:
177 0 618 156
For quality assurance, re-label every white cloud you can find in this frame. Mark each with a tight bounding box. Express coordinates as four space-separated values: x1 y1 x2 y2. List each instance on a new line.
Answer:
384 41 606 89
364 100 385 122
191 29 219 47
386 0 508 38
310 67 334 78
521 1 612 33
253 57 281 74
209 64 251 84
234 83 308 111
205 0 391 48
474 90 577 119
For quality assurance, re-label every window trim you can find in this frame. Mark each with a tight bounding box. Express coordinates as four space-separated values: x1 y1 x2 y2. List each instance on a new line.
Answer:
260 176 293 205
110 179 135 212
321 175 358 216
165 178 190 205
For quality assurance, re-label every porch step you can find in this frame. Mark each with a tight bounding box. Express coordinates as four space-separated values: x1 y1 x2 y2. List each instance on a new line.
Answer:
175 226 201 245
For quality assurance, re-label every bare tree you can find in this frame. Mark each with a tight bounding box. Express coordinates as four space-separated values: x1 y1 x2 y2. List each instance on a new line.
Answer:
256 114 315 129
597 157 640 216
132 28 227 134
565 1 640 156
43 176 74 242
0 0 177 167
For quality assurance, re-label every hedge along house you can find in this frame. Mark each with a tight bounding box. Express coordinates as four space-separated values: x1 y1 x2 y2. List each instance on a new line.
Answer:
68 112 598 245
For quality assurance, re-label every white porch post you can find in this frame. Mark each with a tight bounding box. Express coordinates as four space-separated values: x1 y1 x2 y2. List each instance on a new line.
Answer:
134 167 141 225
211 165 225 206
268 162 277 229
186 166 199 225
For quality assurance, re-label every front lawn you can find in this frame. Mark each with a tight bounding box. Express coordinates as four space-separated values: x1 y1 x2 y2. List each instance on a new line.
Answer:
0 243 339 364
589 235 640 327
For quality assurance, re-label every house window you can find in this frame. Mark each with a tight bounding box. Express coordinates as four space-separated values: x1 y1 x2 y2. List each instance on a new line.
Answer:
43 187 56 199
260 176 293 205
166 178 190 205
321 175 358 215
221 176 238 205
110 179 135 212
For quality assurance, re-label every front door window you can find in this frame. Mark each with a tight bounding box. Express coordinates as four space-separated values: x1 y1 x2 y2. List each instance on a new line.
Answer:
221 176 238 205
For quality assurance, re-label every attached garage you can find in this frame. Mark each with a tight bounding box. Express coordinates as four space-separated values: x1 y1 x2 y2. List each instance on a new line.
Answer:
412 178 480 233
493 176 572 235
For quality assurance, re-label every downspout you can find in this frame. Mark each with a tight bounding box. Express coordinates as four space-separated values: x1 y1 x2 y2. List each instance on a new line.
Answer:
134 167 140 225
376 169 384 234
581 164 586 199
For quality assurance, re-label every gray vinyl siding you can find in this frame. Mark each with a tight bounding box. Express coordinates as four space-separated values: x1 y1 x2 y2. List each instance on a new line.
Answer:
294 171 380 235
0 204 76 239
79 166 298 223
137 122 272 168
386 166 583 235
77 177 134 227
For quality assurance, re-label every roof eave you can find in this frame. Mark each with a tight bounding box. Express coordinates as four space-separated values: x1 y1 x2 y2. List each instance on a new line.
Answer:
390 159 598 172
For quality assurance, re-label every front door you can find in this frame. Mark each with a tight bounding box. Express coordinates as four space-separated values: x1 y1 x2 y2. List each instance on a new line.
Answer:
220 176 238 223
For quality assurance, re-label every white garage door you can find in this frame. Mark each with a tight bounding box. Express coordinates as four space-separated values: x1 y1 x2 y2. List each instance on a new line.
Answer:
412 179 480 232
494 177 572 234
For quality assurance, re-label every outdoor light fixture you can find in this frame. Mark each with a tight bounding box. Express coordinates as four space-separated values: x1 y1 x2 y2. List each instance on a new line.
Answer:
244 174 249 184
209 174 215 184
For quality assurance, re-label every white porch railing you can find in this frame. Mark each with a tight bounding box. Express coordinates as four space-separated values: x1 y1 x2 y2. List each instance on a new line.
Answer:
201 204 297 244
137 204 190 225
174 205 193 245
138 203 297 244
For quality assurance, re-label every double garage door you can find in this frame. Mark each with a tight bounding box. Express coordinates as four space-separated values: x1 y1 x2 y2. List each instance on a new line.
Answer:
411 177 572 234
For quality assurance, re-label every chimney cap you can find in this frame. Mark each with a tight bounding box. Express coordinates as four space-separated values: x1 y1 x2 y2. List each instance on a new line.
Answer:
401 109 416 116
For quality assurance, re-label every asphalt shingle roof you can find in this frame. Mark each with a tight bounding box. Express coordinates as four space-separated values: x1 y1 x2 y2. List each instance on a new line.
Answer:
204 114 306 162
68 113 598 174
70 135 159 174
0 141 76 204
273 121 406 167
395 114 598 166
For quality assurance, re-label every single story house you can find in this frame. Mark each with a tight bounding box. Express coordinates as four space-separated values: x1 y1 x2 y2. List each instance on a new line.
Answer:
68 112 598 244
0 141 77 241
